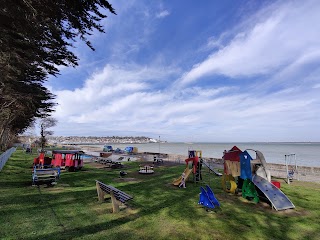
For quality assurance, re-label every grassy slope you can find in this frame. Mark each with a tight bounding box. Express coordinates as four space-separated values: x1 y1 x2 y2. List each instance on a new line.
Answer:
0 150 319 240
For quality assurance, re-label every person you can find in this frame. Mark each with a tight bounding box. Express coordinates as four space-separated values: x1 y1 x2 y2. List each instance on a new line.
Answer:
179 172 186 188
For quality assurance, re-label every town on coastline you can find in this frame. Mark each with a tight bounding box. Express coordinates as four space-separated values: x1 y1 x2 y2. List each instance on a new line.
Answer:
18 136 162 145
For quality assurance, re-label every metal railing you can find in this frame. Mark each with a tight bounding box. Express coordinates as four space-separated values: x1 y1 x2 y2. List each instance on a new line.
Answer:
0 147 16 171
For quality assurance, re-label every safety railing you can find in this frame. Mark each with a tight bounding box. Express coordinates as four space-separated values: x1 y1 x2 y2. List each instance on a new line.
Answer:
0 147 16 171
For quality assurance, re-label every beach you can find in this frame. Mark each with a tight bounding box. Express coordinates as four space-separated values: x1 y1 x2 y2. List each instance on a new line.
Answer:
78 142 320 167
79 143 320 183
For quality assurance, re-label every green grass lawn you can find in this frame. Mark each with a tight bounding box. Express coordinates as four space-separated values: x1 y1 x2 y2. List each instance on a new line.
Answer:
0 150 319 240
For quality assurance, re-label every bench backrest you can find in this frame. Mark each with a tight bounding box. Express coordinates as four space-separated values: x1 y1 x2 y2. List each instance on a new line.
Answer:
96 180 133 203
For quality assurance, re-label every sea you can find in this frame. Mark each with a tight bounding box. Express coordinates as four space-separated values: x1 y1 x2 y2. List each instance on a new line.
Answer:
88 142 320 167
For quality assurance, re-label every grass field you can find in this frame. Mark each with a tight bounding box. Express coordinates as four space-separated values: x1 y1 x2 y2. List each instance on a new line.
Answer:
0 149 320 240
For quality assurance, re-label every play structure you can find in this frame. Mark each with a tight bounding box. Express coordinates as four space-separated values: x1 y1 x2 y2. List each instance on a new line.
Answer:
172 150 201 186
222 146 295 211
285 153 298 184
51 150 84 171
33 152 52 168
198 185 220 209
173 150 222 186
94 157 124 168
96 180 133 213
202 160 223 176
139 165 154 174
173 167 192 186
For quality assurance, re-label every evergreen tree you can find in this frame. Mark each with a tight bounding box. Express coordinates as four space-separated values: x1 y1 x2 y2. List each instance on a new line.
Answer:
0 0 116 150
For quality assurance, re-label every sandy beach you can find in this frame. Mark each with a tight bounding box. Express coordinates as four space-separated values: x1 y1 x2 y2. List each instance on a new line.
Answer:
79 145 320 183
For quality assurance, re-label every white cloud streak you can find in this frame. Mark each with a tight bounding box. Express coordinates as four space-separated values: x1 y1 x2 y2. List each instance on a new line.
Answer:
156 10 170 18
179 0 320 86
49 0 320 142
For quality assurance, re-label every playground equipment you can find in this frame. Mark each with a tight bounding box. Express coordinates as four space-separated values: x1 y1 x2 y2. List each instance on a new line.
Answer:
172 150 201 186
153 155 163 163
119 171 127 177
221 174 237 193
139 165 154 174
198 185 220 209
222 146 295 211
285 154 298 184
173 149 222 186
51 150 84 171
96 180 133 213
173 168 193 186
33 152 52 168
202 160 222 176
187 150 203 182
252 175 295 210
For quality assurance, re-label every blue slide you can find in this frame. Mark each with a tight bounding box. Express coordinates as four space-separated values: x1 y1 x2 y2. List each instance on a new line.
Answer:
198 185 220 209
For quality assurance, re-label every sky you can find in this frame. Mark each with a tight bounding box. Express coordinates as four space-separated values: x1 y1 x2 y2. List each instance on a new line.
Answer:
46 0 320 142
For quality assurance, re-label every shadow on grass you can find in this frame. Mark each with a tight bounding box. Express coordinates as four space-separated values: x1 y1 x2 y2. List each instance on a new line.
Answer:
1 150 320 240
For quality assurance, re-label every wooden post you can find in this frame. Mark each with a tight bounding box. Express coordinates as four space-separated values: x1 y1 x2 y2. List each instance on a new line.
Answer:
110 191 120 213
96 182 105 202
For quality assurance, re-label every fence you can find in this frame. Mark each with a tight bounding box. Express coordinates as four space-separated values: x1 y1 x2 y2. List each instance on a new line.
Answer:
0 147 16 171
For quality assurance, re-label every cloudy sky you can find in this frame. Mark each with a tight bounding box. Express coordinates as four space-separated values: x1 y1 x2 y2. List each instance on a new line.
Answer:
46 0 320 142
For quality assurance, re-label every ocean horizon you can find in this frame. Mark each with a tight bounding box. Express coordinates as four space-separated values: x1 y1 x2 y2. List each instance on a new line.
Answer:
81 142 320 168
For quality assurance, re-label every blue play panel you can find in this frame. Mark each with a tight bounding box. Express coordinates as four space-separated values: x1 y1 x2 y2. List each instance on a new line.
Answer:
198 185 220 209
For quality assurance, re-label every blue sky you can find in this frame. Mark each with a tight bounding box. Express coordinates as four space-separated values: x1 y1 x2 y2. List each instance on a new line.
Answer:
46 0 320 142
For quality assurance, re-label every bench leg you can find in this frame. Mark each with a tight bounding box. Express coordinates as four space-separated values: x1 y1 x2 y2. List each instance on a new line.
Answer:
96 182 105 202
110 191 120 213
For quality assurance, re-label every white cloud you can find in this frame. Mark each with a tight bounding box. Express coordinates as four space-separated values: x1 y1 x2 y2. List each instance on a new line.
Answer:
48 0 320 142
156 10 170 18
179 0 320 85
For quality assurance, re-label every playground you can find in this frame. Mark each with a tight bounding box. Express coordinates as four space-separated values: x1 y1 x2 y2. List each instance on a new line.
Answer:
0 148 320 240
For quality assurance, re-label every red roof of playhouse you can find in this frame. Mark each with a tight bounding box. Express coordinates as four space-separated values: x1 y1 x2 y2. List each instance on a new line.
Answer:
223 146 242 162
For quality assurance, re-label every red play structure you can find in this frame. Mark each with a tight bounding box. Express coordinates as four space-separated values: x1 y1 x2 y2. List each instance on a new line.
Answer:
33 152 52 168
34 150 84 171
51 150 84 171
185 156 199 174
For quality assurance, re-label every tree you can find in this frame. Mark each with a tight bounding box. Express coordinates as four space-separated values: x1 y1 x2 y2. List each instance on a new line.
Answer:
0 78 55 150
39 117 57 151
0 0 116 80
0 0 116 149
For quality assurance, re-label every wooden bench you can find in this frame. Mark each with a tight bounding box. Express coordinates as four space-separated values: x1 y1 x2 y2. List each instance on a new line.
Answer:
95 180 133 213
32 167 61 186
153 156 163 163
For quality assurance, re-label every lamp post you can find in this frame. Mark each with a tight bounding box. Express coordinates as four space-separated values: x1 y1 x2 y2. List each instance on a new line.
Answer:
158 135 160 157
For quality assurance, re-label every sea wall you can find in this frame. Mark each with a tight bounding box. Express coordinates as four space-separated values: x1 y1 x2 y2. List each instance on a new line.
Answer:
158 152 320 183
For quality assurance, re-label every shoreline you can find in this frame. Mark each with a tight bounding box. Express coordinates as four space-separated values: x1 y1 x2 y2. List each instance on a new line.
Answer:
79 145 320 183
75 142 320 168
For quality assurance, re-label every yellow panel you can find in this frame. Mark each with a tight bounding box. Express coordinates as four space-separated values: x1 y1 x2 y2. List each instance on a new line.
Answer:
221 174 237 194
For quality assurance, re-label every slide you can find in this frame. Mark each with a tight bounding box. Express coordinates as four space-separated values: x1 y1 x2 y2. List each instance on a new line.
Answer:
172 168 192 186
252 175 295 211
202 160 223 176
